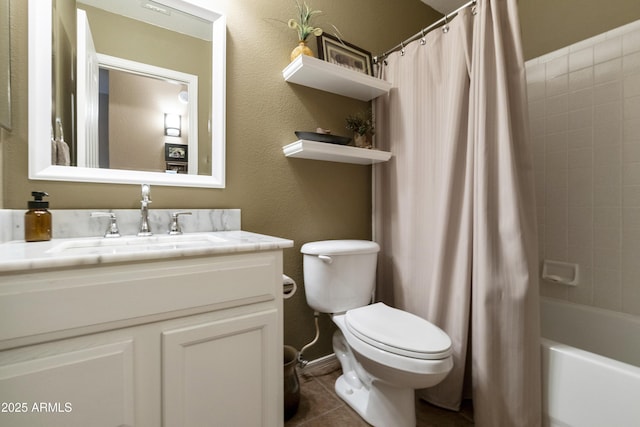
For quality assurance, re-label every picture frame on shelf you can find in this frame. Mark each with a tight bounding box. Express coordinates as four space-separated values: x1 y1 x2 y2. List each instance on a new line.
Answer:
165 143 188 162
317 33 373 76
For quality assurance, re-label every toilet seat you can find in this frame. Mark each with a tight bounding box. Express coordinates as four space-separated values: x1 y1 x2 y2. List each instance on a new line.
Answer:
345 303 452 360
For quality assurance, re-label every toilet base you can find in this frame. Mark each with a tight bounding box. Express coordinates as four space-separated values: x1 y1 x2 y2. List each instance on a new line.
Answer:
332 325 417 427
335 375 416 427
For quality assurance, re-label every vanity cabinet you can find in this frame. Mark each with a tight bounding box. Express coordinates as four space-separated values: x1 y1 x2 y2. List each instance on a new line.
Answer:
0 250 285 427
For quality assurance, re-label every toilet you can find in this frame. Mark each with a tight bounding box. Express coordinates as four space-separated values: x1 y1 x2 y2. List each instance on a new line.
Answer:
301 240 453 427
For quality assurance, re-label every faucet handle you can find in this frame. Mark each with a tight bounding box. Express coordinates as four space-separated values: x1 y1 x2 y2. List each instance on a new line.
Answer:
141 183 151 202
169 211 192 235
91 212 121 238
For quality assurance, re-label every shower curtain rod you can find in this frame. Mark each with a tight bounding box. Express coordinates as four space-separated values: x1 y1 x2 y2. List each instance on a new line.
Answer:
373 0 477 63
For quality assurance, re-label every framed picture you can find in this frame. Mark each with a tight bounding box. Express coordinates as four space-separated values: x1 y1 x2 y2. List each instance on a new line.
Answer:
166 162 188 174
317 33 373 76
165 143 188 162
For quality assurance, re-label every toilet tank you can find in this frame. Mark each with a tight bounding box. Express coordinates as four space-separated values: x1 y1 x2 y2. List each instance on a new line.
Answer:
301 240 380 313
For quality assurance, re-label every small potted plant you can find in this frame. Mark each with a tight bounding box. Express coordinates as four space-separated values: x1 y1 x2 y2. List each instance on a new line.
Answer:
287 1 323 61
345 109 375 148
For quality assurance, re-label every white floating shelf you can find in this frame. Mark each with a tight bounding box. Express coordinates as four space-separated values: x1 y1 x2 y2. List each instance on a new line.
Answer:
283 55 392 101
283 140 392 165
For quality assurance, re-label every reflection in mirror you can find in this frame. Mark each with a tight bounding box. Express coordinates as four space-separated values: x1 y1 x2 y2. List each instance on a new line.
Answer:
30 0 226 188
86 54 198 174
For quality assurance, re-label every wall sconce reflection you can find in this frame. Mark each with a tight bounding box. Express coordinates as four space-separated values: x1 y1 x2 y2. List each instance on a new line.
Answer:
164 113 181 137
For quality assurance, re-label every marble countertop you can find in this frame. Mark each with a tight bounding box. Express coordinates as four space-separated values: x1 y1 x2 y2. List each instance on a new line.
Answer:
0 231 294 274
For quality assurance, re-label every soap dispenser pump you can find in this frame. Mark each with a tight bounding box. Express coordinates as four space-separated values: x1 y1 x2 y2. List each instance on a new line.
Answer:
25 191 52 242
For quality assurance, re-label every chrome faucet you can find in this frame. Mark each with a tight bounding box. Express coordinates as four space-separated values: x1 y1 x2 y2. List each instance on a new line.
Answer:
138 184 153 236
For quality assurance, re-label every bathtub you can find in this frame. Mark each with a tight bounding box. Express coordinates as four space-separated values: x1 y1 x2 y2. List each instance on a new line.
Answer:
540 297 640 427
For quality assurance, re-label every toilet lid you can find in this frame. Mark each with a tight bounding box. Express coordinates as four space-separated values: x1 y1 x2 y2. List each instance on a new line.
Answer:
301 240 380 255
345 303 452 360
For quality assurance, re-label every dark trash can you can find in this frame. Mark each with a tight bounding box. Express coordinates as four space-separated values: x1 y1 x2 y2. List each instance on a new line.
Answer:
283 345 300 420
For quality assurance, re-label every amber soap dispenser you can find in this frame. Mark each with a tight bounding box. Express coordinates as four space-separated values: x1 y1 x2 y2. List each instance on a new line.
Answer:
25 191 52 242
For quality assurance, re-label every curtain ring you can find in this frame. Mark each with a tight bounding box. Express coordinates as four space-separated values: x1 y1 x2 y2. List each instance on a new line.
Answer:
400 42 405 56
442 15 450 34
471 0 478 15
420 29 426 45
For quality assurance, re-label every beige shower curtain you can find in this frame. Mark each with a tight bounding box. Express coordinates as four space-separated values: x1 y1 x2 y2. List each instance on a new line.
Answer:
373 1 541 426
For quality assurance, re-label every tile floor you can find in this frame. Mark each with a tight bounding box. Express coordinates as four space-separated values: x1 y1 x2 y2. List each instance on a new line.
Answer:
285 361 474 427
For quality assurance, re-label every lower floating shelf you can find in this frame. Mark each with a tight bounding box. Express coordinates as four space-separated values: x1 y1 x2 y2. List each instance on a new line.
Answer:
283 140 392 165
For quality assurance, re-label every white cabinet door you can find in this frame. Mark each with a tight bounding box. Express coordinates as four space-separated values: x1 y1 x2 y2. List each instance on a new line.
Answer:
162 309 280 427
0 340 135 427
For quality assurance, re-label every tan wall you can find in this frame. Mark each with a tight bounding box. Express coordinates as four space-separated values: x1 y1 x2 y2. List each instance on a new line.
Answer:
519 0 640 60
2 0 439 359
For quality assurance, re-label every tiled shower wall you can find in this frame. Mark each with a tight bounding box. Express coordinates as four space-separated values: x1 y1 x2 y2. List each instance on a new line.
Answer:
526 20 640 316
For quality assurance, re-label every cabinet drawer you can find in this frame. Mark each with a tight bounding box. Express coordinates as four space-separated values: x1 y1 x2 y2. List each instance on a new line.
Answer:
0 251 282 344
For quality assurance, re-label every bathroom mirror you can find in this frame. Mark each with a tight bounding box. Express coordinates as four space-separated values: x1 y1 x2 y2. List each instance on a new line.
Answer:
29 0 226 188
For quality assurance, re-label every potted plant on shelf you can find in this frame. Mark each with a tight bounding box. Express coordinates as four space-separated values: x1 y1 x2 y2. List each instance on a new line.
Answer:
287 1 323 61
345 109 375 148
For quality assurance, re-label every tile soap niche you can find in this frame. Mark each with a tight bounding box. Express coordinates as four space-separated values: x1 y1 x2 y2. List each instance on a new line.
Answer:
542 260 579 286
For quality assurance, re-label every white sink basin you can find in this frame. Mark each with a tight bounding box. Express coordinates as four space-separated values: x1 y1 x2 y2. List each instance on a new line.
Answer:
47 233 228 255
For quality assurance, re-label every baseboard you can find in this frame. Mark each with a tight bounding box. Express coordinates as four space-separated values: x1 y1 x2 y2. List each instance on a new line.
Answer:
300 353 339 376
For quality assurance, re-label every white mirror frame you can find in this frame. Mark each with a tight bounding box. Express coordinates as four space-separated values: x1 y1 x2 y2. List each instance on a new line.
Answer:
28 0 226 188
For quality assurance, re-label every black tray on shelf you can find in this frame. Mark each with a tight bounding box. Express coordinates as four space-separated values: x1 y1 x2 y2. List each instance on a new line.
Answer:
295 131 351 145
